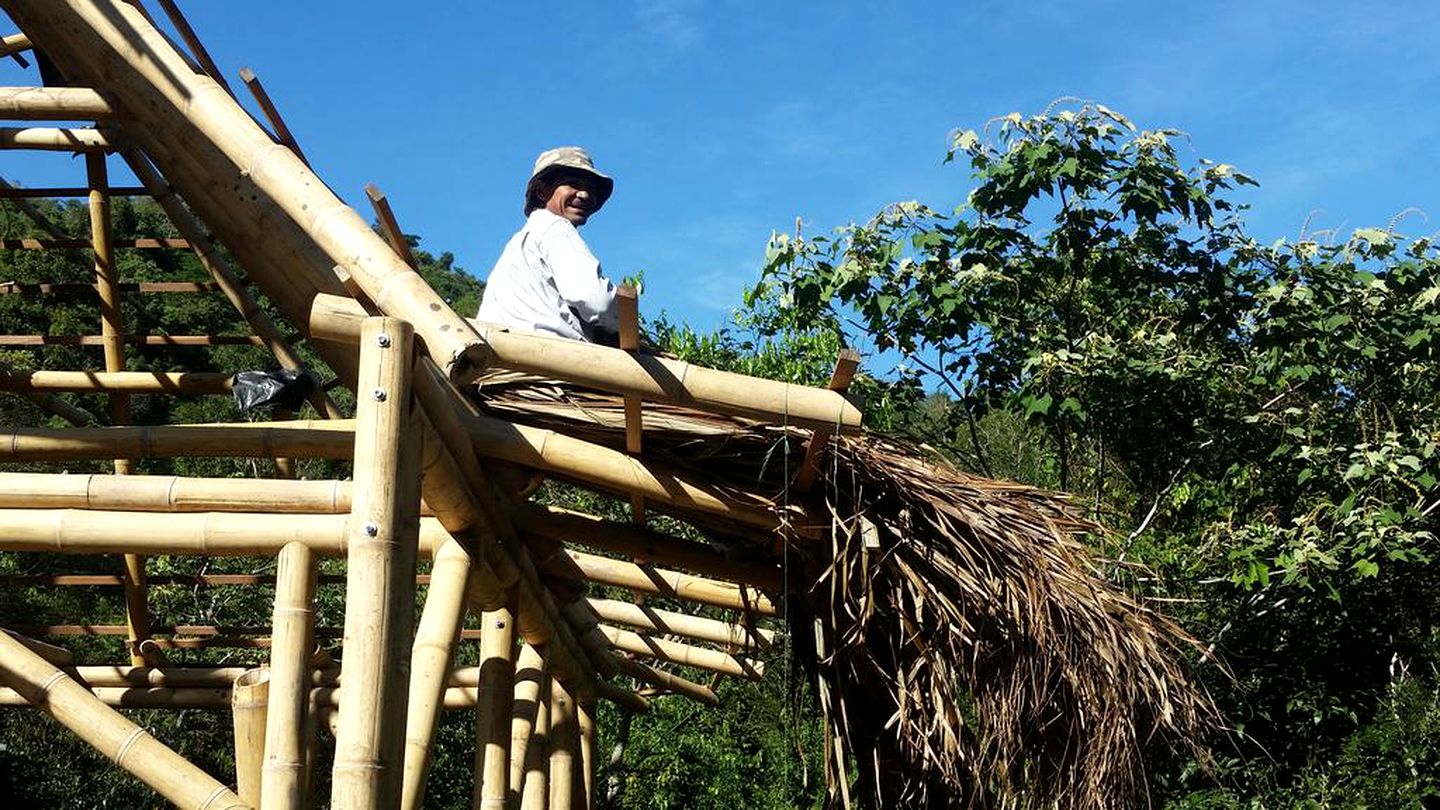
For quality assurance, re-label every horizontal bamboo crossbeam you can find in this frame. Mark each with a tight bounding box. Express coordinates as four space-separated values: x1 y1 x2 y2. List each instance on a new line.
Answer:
0 86 115 120
0 685 509 711
0 422 353 463
0 370 232 393
515 503 782 589
0 508 353 555
0 471 351 512
311 292 863 431
0 281 219 295
542 548 777 616
0 334 261 346
0 125 111 151
0 185 147 198
586 598 774 650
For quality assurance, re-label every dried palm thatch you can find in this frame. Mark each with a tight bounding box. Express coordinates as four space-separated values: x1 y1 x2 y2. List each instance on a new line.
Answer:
473 374 1214 809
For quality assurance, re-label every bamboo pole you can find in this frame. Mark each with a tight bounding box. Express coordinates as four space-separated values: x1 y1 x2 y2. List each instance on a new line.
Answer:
508 644 546 807
262 541 317 810
0 125 112 150
474 595 517 810
577 700 596 810
0 369 233 393
592 622 764 680
544 549 777 615
0 32 31 59
586 598 774 650
515 503 783 589
0 508 352 555
0 471 350 512
519 668 553 810
59 666 486 690
88 148 154 669
547 677 577 810
0 421 354 462
0 630 248 809
233 667 270 807
401 537 473 810
332 317 422 809
0 685 516 711
0 86 113 119
312 292 862 431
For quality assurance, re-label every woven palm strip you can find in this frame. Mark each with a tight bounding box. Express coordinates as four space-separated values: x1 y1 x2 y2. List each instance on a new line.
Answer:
472 375 1211 809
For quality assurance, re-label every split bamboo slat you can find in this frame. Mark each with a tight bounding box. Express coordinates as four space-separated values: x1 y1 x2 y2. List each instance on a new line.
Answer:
0 86 114 119
508 644 547 807
332 318 422 809
262 541 318 810
0 631 248 809
547 677 578 810
586 597 774 650
238 67 309 167
0 237 189 249
475 597 518 810
794 348 861 492
365 183 417 268
0 126 111 151
232 667 270 807
400 537 473 810
151 0 234 97
311 291 862 432
0 32 31 59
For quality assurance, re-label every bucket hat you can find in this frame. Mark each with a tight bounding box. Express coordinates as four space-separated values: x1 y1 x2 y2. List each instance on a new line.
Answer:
523 146 614 215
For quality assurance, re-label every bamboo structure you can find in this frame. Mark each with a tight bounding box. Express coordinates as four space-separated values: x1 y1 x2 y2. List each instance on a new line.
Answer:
0 4 1213 808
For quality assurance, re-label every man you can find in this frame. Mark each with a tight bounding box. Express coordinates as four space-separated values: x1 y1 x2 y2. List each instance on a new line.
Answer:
476 146 620 344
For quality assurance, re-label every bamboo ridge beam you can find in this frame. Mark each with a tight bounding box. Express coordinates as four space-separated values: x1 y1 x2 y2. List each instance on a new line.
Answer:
0 631 248 809
311 292 862 431
0 86 114 119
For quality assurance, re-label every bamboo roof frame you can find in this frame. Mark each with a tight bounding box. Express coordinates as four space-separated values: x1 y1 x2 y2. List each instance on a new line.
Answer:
0 2 1215 808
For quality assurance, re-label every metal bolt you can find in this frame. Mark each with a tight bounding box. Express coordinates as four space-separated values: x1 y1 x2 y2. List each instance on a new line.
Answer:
372 387 387 401
376 333 392 348
362 522 379 537
494 619 507 630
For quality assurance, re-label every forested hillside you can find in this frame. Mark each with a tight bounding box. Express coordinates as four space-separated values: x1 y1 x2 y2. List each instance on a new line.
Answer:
0 103 1437 807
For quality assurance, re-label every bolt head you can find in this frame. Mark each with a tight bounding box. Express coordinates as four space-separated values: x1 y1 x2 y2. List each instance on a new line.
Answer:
371 387 387 401
376 333 392 348
362 522 379 537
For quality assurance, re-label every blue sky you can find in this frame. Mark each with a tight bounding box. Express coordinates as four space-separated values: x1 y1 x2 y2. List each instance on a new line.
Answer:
1 1 1436 335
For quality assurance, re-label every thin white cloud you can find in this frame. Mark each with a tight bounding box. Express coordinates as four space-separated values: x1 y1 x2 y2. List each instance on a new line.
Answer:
634 0 703 53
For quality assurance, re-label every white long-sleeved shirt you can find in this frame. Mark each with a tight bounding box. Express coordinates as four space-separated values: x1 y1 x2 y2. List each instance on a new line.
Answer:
475 209 618 341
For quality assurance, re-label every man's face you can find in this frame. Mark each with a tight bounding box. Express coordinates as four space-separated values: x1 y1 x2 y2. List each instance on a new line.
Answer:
541 171 600 226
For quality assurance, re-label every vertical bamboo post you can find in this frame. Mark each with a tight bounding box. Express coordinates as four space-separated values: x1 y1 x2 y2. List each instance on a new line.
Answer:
332 317 422 809
0 631 247 809
400 537 473 810
263 541 318 810
86 150 152 667
547 678 577 810
577 699 597 810
233 667 270 806
473 595 517 810
512 646 550 809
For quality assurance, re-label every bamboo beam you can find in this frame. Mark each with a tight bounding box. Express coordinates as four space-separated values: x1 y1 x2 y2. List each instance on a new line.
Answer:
548 677 578 810
0 185 146 198
0 86 114 119
364 183 416 268
0 33 31 59
586 598 774 650
794 348 861 492
593 621 763 679
475 596 517 810
0 125 111 150
0 281 218 294
514 503 783 589
0 631 248 808
0 237 189 248
233 668 269 807
607 652 719 706
401 537 473 810
262 542 317 810
508 644 546 808
0 685 513 710
0 334 261 345
0 370 233 393
577 700 596 810
312 292 862 431
0 421 353 462
0 471 350 512
332 318 422 809
545 548 777 615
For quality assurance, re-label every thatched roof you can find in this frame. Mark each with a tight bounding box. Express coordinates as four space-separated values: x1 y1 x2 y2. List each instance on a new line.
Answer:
473 376 1215 809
